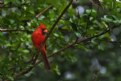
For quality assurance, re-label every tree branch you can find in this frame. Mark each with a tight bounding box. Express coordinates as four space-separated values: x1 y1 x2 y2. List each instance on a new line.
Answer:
44 0 73 42
0 28 31 32
48 24 121 58
0 5 53 32
36 5 53 18
48 29 110 58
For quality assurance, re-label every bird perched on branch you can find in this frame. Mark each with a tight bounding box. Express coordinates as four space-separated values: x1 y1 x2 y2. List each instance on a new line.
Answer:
31 23 50 70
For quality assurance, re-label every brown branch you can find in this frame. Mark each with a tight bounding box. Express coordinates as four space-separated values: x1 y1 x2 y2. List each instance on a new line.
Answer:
0 3 29 8
48 29 110 58
39 0 73 55
0 28 31 32
35 5 53 18
48 24 121 58
14 53 39 79
44 0 73 42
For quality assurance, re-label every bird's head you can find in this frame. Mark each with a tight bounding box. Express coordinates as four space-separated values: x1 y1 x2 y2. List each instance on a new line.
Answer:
39 23 48 35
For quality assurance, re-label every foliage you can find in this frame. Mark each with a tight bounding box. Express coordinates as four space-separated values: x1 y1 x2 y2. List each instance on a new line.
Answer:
0 0 121 81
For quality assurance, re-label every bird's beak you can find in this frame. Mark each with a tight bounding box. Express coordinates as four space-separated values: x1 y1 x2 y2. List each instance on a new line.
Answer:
43 29 48 33
43 29 48 35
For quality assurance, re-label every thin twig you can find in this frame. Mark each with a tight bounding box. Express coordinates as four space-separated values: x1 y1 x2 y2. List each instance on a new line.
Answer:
48 29 109 58
0 28 31 32
39 0 73 55
14 52 39 79
36 5 53 18
44 0 73 42
14 66 33 79
0 3 27 8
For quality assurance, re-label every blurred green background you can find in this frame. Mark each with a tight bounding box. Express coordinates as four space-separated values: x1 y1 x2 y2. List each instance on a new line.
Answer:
0 0 121 81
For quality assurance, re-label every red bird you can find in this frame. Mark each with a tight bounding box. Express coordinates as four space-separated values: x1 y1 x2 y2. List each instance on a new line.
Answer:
32 23 50 70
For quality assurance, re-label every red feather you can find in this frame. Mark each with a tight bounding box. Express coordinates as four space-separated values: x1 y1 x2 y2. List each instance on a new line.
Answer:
32 23 50 70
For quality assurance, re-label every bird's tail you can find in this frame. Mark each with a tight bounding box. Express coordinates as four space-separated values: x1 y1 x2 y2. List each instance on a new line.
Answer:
40 47 50 70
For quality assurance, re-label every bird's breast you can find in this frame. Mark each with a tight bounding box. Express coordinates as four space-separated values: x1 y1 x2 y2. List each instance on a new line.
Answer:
32 30 45 49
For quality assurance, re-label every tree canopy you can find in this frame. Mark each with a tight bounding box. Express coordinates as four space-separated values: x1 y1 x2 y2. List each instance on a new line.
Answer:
0 0 121 81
